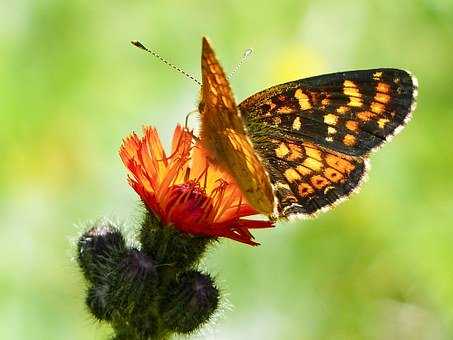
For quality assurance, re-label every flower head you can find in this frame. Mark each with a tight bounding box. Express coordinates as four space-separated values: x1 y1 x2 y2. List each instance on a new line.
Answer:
119 125 273 245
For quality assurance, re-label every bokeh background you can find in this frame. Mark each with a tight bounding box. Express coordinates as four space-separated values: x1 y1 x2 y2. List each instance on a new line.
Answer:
1 0 453 339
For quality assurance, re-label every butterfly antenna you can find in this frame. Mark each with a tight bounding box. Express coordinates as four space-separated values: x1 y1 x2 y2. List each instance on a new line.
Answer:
131 40 201 86
227 48 253 79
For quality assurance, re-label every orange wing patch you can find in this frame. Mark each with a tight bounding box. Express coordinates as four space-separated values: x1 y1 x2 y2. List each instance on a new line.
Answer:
294 89 312 110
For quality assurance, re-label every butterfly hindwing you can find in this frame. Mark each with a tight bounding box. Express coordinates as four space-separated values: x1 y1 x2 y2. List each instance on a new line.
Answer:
251 137 367 217
240 69 418 157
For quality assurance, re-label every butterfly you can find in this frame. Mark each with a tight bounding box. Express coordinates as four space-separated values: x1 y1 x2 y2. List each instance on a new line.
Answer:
198 37 418 219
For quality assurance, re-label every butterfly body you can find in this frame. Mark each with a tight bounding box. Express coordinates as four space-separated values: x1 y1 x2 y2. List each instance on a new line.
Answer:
198 37 418 219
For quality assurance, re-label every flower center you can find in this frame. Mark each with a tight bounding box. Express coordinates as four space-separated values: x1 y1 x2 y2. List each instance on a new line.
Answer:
165 181 214 232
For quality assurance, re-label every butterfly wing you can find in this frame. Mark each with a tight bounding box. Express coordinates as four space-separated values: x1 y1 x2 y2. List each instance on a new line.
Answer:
239 69 418 218
256 137 368 217
198 37 274 214
240 69 418 156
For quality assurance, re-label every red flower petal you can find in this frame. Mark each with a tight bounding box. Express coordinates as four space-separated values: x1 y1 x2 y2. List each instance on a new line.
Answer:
119 125 274 245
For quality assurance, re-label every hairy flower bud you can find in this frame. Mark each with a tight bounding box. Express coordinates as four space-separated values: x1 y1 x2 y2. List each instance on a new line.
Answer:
161 270 219 333
86 284 112 321
77 221 127 284
117 248 158 305
139 211 211 271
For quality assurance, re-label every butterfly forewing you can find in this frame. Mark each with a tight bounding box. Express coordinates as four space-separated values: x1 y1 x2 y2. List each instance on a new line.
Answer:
240 69 418 156
199 37 275 215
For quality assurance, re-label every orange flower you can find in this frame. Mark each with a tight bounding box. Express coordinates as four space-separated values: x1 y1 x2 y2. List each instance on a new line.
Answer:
119 125 273 245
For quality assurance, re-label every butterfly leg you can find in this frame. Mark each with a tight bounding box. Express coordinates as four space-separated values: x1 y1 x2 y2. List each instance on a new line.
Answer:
184 109 199 129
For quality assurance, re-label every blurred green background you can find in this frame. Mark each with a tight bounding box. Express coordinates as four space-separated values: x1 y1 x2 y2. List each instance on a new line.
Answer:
1 0 453 339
